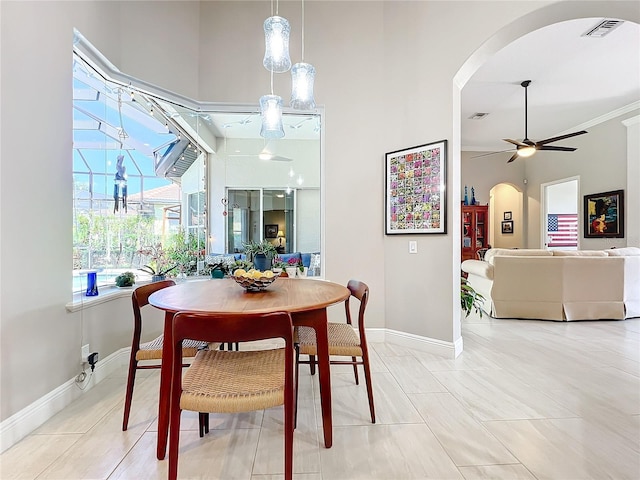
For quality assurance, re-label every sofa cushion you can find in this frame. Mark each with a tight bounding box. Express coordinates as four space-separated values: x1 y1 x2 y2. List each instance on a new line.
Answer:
484 248 552 265
606 247 640 256
552 250 608 257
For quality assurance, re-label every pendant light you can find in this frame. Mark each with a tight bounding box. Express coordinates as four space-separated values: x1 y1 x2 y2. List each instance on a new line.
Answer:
290 0 316 109
260 72 285 139
261 0 287 138
263 4 291 73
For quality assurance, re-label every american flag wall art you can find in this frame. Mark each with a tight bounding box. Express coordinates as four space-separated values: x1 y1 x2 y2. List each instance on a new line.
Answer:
547 213 578 247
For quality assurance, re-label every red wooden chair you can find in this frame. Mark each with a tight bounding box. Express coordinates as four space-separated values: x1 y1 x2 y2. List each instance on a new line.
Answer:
295 279 375 423
122 280 212 433
168 310 295 480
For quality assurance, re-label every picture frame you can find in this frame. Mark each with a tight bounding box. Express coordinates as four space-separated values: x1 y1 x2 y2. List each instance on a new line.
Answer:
584 189 624 238
264 224 278 238
504 211 512 221
501 220 513 234
385 140 447 234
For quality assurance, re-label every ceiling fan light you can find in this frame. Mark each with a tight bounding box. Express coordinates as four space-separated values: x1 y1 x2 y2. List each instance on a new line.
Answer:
263 16 291 73
259 94 285 139
518 146 536 158
290 62 316 110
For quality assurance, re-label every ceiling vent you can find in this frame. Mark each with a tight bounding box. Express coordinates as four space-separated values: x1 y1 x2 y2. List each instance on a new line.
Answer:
469 112 489 120
582 19 624 38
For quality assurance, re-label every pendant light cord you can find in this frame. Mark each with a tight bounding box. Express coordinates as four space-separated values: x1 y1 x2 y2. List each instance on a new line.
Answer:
301 0 305 62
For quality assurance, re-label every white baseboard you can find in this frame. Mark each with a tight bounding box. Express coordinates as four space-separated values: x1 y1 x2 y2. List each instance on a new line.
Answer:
1 328 463 453
384 328 462 358
0 348 129 453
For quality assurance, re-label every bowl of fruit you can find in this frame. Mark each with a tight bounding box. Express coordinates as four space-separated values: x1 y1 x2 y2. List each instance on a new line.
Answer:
231 268 279 292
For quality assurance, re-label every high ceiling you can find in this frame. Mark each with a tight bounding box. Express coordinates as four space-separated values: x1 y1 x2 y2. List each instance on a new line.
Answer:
461 17 640 154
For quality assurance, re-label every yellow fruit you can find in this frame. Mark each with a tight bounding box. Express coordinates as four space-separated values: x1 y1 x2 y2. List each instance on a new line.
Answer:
233 268 246 277
252 270 263 279
263 270 274 278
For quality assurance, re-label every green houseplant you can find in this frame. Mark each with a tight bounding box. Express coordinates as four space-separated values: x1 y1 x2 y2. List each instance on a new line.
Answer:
115 271 136 287
461 276 485 318
137 244 178 281
242 240 277 271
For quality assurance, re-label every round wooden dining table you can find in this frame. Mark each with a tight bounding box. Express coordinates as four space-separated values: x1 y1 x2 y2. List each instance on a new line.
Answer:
148 276 350 460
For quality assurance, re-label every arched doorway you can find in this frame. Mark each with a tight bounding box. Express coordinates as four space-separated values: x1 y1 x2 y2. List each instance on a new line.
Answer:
452 2 639 345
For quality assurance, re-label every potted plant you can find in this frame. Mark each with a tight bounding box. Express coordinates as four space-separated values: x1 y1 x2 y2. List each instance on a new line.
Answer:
137 244 178 281
461 276 485 318
206 256 238 279
285 256 303 278
272 256 288 276
115 271 136 288
242 240 277 271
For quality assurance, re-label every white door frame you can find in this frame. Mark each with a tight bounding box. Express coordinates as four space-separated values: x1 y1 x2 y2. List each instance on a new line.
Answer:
540 175 580 250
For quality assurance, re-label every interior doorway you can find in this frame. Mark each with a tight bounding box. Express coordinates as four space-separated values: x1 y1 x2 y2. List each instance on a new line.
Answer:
541 177 579 250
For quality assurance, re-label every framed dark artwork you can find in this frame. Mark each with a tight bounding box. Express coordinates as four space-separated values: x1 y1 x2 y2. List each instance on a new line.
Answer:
385 140 447 234
504 211 512 221
264 224 278 238
501 220 513 234
584 189 624 238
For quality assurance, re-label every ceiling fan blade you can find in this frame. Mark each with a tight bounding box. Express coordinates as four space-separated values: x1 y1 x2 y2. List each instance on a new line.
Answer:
503 138 527 147
537 145 577 152
535 130 588 146
470 149 514 159
507 152 519 163
269 155 293 162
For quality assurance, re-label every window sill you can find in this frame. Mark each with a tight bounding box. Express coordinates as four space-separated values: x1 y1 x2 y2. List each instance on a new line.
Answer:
65 276 212 312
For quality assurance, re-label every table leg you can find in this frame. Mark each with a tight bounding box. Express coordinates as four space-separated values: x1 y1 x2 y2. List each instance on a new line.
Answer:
157 310 173 460
294 309 332 448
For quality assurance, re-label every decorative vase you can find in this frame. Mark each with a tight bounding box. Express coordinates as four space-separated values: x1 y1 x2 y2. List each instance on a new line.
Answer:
85 271 99 296
285 267 298 277
298 267 308 277
211 269 225 279
152 274 166 282
253 254 270 272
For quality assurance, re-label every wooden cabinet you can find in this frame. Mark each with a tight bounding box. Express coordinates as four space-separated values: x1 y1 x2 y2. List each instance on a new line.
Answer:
462 205 489 261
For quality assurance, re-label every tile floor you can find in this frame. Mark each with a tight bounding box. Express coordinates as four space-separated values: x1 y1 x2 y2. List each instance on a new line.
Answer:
1 315 639 479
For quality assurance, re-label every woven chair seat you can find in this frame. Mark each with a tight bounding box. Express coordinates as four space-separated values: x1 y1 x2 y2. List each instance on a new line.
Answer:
295 323 362 357
135 335 209 361
181 348 286 414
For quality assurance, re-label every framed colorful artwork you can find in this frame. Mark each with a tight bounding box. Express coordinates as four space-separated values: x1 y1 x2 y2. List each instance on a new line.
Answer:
584 189 624 238
385 140 447 234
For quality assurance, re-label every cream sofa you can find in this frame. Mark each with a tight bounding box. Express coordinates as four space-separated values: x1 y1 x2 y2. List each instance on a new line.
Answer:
461 247 640 321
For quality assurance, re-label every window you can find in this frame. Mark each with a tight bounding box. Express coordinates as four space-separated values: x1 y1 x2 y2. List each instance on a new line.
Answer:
72 54 206 289
73 31 323 290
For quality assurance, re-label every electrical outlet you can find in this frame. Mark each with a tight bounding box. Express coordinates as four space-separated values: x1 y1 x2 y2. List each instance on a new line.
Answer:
408 241 418 254
81 344 90 362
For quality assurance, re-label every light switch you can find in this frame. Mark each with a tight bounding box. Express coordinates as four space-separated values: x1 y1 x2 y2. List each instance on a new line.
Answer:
409 241 418 254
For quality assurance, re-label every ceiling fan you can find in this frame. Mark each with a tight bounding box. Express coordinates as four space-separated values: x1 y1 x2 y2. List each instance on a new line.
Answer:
477 80 588 163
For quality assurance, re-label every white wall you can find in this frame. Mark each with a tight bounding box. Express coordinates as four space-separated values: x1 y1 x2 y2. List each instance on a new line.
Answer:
1 1 638 430
525 109 638 249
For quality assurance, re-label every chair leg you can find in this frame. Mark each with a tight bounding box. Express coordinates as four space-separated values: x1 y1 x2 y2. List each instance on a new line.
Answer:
308 354 316 375
294 345 300 429
198 412 208 437
351 356 359 385
361 352 376 424
168 408 182 480
285 366 294 480
122 356 138 431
